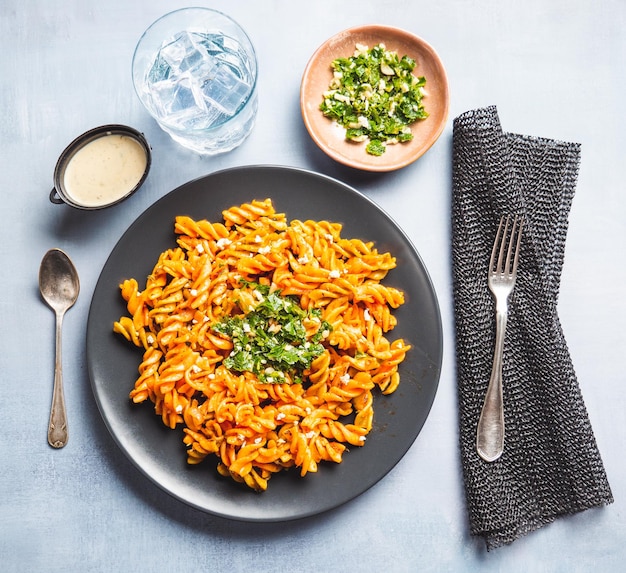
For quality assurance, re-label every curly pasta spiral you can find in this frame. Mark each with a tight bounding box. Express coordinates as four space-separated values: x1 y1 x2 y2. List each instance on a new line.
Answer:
113 199 411 491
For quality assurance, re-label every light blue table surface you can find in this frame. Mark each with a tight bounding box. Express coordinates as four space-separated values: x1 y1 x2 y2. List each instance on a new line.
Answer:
2 1 624 571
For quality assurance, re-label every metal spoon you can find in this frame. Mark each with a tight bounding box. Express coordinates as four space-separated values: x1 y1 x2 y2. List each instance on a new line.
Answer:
39 248 80 448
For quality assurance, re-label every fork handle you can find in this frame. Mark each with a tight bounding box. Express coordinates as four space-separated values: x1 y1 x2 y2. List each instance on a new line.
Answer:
476 308 507 462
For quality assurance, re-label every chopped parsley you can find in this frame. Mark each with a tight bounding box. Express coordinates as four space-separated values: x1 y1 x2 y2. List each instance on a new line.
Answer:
212 283 331 384
319 43 428 156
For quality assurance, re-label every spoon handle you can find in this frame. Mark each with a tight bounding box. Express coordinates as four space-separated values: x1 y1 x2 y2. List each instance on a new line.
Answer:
48 311 68 448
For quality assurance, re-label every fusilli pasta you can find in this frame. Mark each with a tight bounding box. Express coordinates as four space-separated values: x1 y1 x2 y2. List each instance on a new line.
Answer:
114 198 411 491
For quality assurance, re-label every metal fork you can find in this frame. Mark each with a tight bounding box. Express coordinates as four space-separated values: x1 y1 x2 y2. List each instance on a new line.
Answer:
476 215 524 462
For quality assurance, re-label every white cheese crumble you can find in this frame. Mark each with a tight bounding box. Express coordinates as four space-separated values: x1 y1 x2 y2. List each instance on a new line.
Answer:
357 115 370 129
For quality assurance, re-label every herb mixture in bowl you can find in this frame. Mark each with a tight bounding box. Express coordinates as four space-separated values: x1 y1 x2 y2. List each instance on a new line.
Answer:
300 25 449 171
319 43 428 156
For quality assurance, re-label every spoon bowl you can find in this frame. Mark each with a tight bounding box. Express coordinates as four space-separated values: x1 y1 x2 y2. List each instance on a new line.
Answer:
39 248 80 448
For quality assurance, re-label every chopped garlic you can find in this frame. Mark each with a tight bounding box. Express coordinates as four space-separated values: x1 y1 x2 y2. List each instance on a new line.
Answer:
380 62 395 76
333 93 351 103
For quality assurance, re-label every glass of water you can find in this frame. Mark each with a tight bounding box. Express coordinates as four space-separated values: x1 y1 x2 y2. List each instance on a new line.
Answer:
132 8 258 155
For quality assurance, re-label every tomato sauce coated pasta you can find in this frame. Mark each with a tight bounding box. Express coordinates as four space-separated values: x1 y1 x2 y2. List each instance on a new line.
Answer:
113 199 411 491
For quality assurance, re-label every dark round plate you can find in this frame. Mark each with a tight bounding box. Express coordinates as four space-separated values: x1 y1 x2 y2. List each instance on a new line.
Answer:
87 165 442 521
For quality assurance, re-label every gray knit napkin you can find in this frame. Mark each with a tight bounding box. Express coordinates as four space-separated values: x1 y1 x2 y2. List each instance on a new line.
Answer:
451 105 613 550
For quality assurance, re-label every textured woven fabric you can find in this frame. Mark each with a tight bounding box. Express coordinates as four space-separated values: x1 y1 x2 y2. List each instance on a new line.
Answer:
451 106 613 550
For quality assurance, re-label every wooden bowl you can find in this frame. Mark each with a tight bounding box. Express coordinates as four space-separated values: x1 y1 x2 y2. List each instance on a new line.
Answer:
301 25 449 172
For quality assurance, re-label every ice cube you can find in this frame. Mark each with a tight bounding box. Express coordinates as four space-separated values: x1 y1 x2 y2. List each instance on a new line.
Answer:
159 31 207 74
149 75 201 116
200 63 251 116
197 33 226 56
146 50 172 84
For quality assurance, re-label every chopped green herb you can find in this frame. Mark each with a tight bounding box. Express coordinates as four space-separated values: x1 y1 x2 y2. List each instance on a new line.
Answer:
366 139 386 156
319 43 428 156
213 283 331 384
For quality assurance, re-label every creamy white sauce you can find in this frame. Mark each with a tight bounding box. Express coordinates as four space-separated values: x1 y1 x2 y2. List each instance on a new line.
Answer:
63 134 147 207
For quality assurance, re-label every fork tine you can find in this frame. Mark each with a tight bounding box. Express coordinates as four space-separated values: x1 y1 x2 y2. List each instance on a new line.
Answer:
504 216 517 273
490 215 507 272
498 215 511 273
510 216 523 274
